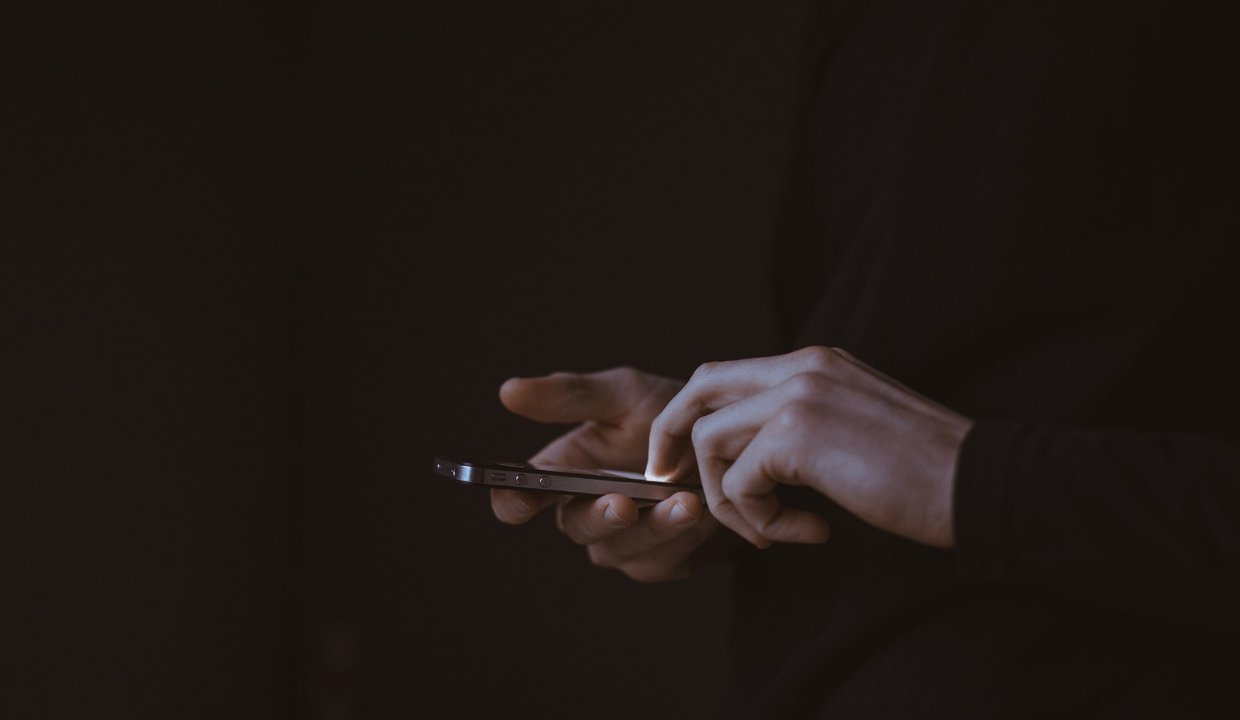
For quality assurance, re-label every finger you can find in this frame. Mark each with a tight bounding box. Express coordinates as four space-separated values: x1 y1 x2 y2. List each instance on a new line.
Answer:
646 348 853 479
692 459 769 548
604 512 725 583
555 493 639 545
586 492 709 567
696 437 769 548
691 372 834 466
694 427 767 547
722 424 830 544
490 488 562 525
688 374 835 545
644 359 773 481
500 367 646 425
526 425 615 470
702 488 772 548
644 444 699 486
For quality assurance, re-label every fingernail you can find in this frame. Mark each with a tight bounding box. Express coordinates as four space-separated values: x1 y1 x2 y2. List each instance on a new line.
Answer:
603 504 630 528
509 494 534 518
644 466 673 483
669 502 696 526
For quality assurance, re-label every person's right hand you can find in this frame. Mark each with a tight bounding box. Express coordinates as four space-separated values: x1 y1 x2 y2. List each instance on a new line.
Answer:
491 367 736 582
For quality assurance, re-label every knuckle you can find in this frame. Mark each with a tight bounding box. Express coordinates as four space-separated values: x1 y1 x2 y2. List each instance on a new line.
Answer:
689 414 715 450
775 399 818 430
719 472 746 501
713 498 742 526
648 409 669 436
797 345 839 373
787 371 831 397
551 371 591 396
611 365 641 385
690 360 721 383
748 511 773 536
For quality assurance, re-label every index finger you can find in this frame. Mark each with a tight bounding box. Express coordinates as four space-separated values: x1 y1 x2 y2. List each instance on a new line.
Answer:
500 367 645 426
646 348 848 480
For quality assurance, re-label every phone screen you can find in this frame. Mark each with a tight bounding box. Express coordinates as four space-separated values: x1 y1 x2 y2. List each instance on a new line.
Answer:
521 464 651 481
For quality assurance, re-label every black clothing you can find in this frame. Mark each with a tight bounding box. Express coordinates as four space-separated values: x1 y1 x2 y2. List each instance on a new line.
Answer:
733 1 1240 717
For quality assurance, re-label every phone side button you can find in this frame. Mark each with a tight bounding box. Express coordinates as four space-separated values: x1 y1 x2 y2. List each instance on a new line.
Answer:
515 474 527 486
490 473 506 483
538 476 550 488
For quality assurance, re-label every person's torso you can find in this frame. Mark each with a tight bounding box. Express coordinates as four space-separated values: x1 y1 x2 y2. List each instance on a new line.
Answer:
732 1 1240 716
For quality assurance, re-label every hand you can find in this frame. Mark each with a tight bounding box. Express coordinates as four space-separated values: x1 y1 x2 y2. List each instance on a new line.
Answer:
491 367 736 582
645 346 973 549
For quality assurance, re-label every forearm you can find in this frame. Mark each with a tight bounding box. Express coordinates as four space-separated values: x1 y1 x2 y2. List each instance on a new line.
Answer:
956 421 1240 632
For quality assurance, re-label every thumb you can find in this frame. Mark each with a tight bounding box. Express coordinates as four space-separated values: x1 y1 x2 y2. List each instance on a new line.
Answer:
499 369 633 425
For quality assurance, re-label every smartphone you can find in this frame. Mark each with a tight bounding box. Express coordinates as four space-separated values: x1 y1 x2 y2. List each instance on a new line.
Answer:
433 456 703 503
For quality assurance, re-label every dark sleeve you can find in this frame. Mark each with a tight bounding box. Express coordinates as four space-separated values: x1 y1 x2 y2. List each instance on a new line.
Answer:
954 421 1240 633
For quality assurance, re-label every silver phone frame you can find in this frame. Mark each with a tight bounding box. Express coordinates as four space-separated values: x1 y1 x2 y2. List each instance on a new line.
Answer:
433 456 702 502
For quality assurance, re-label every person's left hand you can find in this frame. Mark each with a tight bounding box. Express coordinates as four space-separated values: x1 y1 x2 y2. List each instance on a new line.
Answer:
644 346 974 549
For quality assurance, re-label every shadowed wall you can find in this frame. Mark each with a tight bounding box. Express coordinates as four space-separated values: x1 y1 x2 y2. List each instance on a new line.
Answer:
2 3 808 717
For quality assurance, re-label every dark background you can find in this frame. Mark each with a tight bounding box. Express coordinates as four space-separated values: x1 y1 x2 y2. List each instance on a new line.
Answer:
3 3 808 717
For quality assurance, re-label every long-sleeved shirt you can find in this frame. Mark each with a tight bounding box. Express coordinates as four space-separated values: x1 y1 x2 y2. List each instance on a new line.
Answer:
730 1 1240 716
